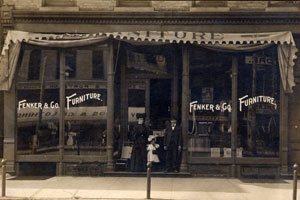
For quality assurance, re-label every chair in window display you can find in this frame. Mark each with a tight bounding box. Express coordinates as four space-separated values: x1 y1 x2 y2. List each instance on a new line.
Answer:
115 141 133 171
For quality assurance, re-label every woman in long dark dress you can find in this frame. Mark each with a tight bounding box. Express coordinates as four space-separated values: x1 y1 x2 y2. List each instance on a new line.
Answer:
130 113 149 172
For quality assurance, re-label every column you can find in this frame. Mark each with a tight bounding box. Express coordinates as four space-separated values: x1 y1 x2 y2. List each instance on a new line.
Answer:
231 55 238 177
58 50 65 176
171 51 179 119
280 82 289 175
180 45 189 172
120 50 128 141
3 83 16 173
145 79 150 120
106 40 115 171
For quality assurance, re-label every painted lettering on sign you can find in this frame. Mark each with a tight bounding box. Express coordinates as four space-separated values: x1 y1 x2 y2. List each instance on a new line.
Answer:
117 31 225 41
245 56 274 65
18 100 59 110
66 93 102 109
189 101 231 113
18 93 103 111
239 95 277 111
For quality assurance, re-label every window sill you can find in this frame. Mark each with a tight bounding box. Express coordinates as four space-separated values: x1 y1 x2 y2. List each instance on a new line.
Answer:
39 6 79 12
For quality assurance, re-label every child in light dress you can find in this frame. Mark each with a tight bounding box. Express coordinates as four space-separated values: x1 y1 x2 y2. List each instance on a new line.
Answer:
147 135 160 168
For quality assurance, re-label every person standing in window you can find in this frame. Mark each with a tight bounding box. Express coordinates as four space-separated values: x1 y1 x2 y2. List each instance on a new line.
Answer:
130 113 149 172
164 118 182 173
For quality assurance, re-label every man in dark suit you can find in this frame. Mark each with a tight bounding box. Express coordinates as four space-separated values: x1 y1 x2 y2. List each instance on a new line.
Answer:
164 118 182 173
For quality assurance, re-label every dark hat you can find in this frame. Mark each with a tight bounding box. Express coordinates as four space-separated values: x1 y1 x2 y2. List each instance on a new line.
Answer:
170 116 177 122
136 113 146 119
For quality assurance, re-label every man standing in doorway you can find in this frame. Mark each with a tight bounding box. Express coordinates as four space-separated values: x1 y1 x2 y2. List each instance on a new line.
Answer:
164 118 182 173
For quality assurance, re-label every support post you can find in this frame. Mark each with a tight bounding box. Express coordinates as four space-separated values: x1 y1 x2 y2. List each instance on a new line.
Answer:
145 79 150 121
58 50 65 176
120 49 128 141
180 45 189 172
1 159 6 197
107 40 115 171
146 166 151 199
280 81 289 175
171 50 179 119
3 83 16 174
231 55 238 177
293 164 298 200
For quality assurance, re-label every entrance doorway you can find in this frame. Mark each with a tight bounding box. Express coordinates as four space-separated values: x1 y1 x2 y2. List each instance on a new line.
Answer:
150 79 171 129
150 79 171 171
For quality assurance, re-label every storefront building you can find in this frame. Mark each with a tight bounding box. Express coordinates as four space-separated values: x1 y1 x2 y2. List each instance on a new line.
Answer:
1 1 300 177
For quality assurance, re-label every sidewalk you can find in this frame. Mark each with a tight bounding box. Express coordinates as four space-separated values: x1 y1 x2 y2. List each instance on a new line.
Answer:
0 176 299 200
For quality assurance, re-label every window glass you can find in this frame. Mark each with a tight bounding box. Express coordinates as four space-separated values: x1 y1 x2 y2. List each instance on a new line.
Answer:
65 50 76 78
92 50 105 79
28 50 41 80
237 47 280 157
188 48 232 158
17 45 108 157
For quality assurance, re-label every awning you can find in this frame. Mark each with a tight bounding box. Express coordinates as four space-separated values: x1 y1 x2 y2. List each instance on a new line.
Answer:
0 30 297 92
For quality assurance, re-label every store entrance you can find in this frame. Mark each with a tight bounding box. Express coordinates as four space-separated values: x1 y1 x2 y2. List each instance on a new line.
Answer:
150 79 171 171
150 79 171 128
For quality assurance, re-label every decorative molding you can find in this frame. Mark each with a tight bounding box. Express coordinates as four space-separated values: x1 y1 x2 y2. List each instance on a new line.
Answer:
1 4 14 46
12 11 300 26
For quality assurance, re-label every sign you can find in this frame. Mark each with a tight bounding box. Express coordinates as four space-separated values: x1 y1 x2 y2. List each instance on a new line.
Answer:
245 55 274 65
128 107 145 122
17 106 145 123
66 93 102 109
18 92 103 111
17 106 107 122
239 95 277 111
190 101 231 113
127 51 168 74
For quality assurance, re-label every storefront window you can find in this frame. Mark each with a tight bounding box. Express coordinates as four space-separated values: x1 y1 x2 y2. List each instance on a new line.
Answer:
28 50 41 80
188 47 232 158
16 45 108 156
237 47 280 157
187 46 280 158
92 50 105 79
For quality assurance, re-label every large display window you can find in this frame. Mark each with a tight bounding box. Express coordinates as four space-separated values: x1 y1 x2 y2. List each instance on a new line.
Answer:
188 46 280 158
188 47 232 158
237 46 280 157
16 44 108 156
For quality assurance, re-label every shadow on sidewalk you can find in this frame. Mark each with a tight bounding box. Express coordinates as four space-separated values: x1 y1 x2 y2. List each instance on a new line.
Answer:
9 176 54 181
239 178 289 184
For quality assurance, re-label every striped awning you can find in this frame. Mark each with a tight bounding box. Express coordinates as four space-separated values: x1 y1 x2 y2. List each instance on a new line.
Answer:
0 30 298 92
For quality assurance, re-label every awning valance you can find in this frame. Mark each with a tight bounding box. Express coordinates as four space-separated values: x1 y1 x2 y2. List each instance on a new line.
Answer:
0 30 298 92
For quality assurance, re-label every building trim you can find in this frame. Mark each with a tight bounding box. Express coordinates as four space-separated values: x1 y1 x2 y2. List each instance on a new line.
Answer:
12 11 300 25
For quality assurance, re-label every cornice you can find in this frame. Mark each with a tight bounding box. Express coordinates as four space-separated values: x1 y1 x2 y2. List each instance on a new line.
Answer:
12 10 300 25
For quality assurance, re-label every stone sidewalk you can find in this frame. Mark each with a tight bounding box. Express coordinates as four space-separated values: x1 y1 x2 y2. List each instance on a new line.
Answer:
0 176 299 200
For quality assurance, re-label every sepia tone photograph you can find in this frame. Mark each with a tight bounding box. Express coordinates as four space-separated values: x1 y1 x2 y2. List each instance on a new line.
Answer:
0 0 300 199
